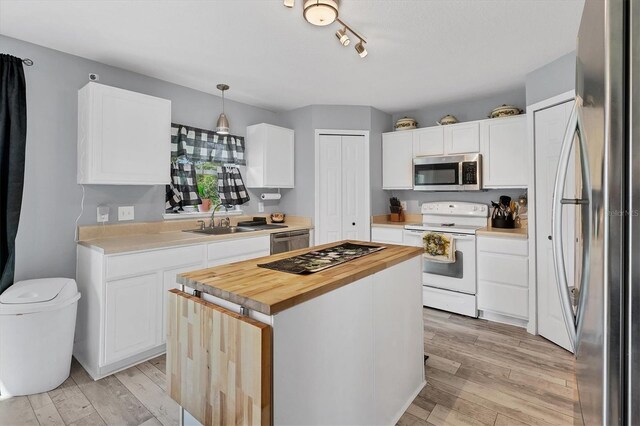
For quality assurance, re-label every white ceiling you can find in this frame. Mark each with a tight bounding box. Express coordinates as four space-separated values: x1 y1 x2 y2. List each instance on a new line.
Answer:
0 0 584 113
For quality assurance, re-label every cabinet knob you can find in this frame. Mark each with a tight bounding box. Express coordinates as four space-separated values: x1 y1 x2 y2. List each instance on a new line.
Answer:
548 235 552 240
352 222 356 226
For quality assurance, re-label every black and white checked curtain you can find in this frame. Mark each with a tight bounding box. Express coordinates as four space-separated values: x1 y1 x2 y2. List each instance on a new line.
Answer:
165 161 201 212
171 124 246 164
217 166 250 206
166 124 250 211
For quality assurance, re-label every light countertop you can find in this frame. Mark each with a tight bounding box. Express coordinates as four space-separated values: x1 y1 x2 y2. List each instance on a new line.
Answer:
177 241 423 315
370 214 422 228
476 223 528 239
77 216 313 254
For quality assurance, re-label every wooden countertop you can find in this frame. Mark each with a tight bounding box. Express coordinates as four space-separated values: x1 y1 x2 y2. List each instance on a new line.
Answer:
177 240 423 316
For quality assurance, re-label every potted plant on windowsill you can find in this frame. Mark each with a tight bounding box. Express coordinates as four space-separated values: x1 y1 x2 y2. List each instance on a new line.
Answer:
197 173 217 212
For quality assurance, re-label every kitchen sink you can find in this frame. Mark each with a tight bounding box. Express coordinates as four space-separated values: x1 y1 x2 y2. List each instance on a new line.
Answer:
184 226 256 235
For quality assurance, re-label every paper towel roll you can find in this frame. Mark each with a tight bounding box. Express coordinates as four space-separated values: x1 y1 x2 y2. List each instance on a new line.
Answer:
261 193 281 201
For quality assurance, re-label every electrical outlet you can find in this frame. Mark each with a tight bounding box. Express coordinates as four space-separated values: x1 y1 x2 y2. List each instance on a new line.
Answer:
258 202 265 213
118 206 135 221
400 201 408 211
97 206 109 223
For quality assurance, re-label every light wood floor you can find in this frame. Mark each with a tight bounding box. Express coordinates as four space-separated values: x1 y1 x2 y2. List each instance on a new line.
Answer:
0 308 581 426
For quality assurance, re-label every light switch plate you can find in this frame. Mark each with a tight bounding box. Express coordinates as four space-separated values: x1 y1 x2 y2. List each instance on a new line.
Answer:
97 206 109 223
258 202 265 213
118 206 135 221
400 201 408 211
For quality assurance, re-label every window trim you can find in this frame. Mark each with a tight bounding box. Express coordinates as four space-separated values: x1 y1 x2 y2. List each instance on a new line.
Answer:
163 207 244 221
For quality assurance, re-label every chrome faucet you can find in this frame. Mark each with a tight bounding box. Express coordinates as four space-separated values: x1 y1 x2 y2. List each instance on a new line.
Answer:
210 203 230 228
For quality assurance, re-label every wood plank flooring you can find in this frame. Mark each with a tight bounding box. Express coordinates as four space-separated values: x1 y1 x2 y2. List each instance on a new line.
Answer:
0 308 580 426
397 309 582 426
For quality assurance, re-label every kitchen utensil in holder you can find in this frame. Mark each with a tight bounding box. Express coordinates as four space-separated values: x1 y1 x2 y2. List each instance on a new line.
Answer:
491 196 516 229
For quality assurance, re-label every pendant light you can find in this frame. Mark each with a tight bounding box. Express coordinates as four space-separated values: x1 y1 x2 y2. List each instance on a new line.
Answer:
215 84 230 135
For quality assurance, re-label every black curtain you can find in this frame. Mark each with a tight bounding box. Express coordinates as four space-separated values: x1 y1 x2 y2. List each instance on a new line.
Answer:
0 55 27 294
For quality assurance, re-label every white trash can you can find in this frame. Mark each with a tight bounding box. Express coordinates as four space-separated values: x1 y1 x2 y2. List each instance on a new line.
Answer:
0 278 81 396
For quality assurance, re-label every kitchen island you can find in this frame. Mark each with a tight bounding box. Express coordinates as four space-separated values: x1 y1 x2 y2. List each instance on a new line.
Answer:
167 240 424 425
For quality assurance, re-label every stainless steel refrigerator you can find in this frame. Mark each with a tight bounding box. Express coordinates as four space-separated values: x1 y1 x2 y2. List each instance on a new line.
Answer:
551 0 638 424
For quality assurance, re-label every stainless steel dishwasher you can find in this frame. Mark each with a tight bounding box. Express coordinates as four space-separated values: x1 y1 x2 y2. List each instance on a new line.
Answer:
270 230 310 254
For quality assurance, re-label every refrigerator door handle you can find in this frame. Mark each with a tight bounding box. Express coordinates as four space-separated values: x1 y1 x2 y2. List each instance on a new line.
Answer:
551 100 590 353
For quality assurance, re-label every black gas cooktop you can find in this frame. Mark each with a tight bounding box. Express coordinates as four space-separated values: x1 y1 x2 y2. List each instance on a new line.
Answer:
257 242 385 275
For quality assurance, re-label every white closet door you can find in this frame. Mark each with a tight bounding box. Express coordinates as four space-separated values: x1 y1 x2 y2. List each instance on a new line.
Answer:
535 100 576 352
341 136 367 241
318 135 343 244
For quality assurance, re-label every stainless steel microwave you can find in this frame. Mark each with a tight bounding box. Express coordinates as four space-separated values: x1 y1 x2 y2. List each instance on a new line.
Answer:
413 153 482 191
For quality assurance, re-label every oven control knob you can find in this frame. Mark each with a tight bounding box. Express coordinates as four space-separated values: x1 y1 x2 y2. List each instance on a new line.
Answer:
473 206 478 211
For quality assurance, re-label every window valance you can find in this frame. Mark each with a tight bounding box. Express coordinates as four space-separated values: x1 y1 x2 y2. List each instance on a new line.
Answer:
171 123 246 165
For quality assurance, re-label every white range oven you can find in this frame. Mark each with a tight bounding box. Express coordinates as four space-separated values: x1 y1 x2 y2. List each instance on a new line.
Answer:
403 202 488 317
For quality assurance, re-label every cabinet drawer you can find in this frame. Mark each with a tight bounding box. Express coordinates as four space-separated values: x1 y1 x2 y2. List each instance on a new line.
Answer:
106 244 205 280
477 280 528 318
477 252 528 288
371 227 404 244
208 235 270 261
477 236 528 256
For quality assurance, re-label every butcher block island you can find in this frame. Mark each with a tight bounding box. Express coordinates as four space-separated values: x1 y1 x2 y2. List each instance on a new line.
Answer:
167 240 425 426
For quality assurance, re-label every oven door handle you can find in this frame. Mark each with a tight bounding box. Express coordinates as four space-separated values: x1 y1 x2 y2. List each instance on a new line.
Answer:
403 230 475 240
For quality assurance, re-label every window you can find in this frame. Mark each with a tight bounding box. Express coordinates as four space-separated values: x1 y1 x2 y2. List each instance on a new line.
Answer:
165 123 249 218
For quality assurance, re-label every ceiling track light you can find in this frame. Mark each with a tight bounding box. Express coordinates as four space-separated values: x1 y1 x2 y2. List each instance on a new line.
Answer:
335 27 350 46
284 0 369 58
354 39 367 58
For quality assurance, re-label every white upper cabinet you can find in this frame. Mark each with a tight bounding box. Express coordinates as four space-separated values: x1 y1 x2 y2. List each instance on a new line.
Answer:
480 115 528 188
382 131 413 190
413 127 444 156
445 122 480 154
246 123 295 188
77 82 171 185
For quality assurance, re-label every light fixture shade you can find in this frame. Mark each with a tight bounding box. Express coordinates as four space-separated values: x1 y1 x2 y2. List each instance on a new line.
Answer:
215 83 230 134
303 0 338 26
283 0 294 7
355 40 368 58
216 113 230 135
335 28 350 46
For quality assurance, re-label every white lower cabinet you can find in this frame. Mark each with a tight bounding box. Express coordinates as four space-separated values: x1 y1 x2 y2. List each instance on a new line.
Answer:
207 235 270 267
371 226 404 244
476 235 529 325
75 235 271 380
104 273 160 364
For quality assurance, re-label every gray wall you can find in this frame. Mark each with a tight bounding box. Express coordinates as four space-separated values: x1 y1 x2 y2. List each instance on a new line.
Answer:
277 105 391 218
388 189 525 215
525 51 576 106
391 86 526 128
1 35 282 282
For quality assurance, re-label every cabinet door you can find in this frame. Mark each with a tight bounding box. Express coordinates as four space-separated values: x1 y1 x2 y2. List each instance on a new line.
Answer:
481 116 528 188
78 83 171 185
264 125 295 188
161 261 206 343
445 122 480 154
104 273 159 364
412 127 444 156
382 132 413 190
207 236 271 267
371 227 403 244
